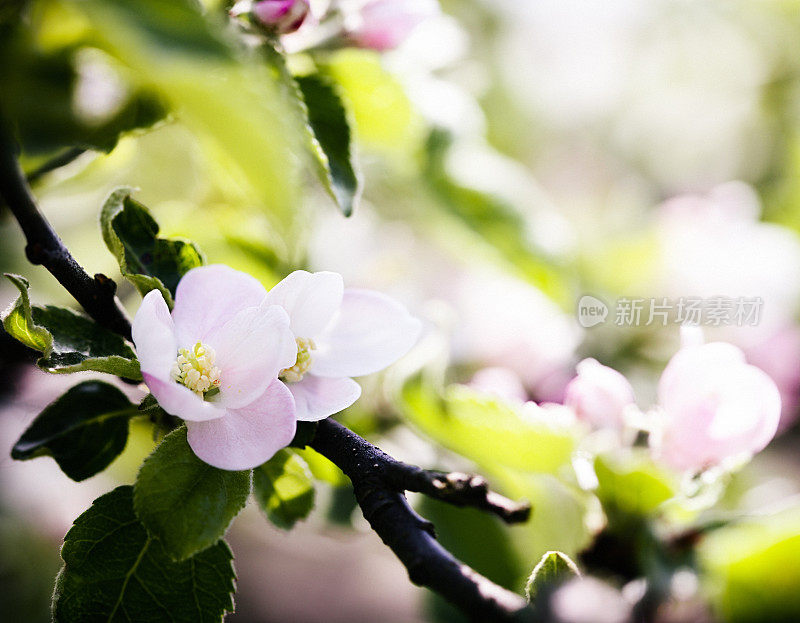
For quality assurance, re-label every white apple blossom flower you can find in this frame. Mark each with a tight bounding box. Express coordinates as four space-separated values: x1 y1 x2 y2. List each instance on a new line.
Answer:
264 270 421 421
564 358 636 429
132 265 298 470
652 328 781 472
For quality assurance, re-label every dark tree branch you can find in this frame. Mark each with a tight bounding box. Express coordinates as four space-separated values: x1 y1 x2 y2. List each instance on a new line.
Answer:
1 135 536 623
311 418 535 622
0 129 132 340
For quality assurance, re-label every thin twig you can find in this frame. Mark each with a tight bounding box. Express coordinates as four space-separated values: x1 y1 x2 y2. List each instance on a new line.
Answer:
311 419 535 622
385 464 531 524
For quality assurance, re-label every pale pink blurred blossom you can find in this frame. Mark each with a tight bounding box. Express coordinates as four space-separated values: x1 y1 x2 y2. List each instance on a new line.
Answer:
744 325 800 432
468 367 528 403
133 265 298 470
652 329 781 472
657 182 800 332
564 358 635 429
656 182 800 433
451 270 581 401
345 0 439 51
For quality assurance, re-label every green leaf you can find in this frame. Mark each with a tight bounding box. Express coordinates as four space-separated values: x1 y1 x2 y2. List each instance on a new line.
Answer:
324 49 425 157
295 446 349 487
420 496 523 590
53 486 236 623
525 551 581 601
701 505 800 623
253 449 315 530
2 274 50 352
2 274 141 379
261 44 359 217
296 73 361 216
133 427 250 561
74 0 300 239
11 381 138 481
594 451 677 526
101 187 204 304
402 380 576 474
0 30 166 156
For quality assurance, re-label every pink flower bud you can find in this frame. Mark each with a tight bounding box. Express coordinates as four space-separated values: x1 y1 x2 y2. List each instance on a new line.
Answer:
654 340 781 472
564 358 635 428
252 0 310 34
346 0 439 51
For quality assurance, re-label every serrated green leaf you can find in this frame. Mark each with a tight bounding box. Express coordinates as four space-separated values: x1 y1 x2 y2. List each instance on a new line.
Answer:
2 274 141 379
253 449 315 530
134 427 250 561
101 187 205 305
2 274 50 352
260 43 359 216
296 73 361 216
11 381 138 481
525 551 581 601
53 485 236 623
402 380 576 474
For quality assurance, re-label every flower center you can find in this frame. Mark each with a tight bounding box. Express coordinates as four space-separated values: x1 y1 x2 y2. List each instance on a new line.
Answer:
171 342 222 398
280 337 316 383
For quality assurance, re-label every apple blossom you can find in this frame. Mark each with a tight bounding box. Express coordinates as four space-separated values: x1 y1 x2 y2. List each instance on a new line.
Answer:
264 270 421 421
345 0 439 51
653 330 781 472
132 265 298 470
231 0 310 34
564 358 636 429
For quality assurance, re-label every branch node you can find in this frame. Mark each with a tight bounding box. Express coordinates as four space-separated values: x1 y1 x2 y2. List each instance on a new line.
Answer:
93 273 118 296
24 242 46 265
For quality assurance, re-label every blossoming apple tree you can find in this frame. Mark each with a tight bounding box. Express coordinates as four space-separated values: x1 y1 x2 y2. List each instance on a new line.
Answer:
0 1 791 622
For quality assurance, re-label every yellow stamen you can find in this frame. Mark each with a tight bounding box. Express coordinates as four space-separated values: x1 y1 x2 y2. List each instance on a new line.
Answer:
280 337 316 383
171 342 222 398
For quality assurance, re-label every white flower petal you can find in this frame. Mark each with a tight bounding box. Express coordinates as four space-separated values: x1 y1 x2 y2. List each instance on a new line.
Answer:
142 373 226 422
171 265 268 346
132 289 178 378
206 304 297 409
288 375 361 421
312 289 421 378
186 379 296 470
264 270 343 337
